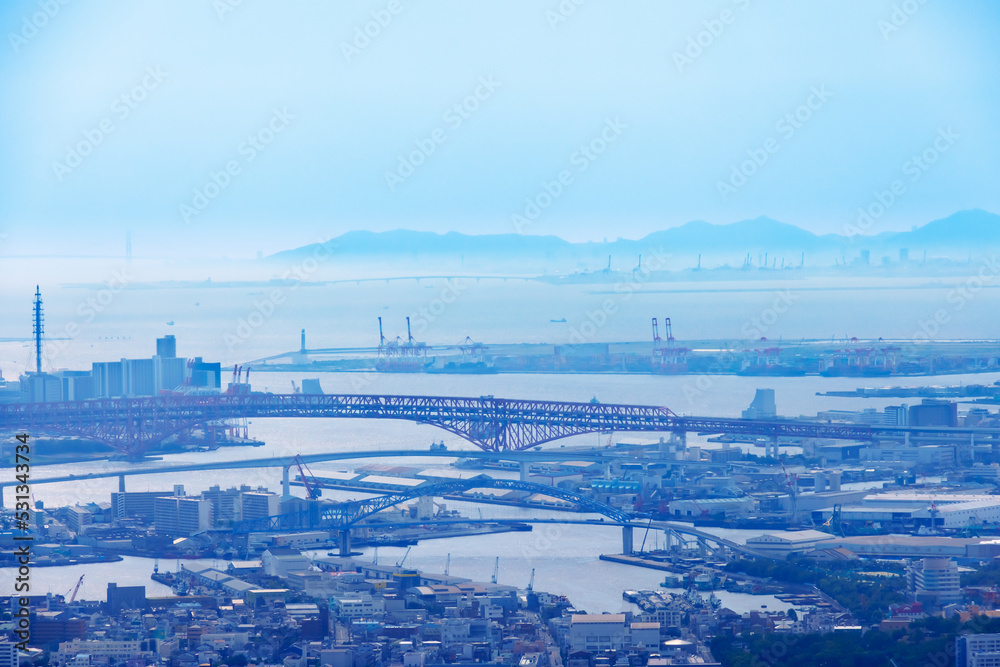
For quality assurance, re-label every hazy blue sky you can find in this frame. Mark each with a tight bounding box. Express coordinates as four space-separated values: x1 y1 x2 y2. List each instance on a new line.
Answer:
1 0 998 258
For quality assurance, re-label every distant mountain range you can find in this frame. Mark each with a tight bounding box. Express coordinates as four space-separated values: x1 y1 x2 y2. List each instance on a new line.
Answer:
269 209 999 271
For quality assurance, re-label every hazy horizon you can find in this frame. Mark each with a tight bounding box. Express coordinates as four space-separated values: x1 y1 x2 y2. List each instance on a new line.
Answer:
2 1 999 261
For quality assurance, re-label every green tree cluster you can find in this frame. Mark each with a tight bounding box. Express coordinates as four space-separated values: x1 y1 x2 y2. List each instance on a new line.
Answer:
711 616 1000 667
724 557 906 624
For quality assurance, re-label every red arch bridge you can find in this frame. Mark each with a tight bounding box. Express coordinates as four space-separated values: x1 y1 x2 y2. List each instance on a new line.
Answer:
0 392 890 457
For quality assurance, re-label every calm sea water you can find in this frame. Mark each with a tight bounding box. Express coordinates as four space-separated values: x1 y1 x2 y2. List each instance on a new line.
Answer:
2 268 1000 372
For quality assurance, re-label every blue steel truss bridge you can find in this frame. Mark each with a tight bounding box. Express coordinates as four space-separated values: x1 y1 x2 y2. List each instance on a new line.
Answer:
1 391 975 457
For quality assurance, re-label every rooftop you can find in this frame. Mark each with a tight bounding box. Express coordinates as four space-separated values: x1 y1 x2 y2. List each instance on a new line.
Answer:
571 613 627 623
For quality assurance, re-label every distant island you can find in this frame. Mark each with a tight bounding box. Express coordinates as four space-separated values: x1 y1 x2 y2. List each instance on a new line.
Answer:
267 209 1000 276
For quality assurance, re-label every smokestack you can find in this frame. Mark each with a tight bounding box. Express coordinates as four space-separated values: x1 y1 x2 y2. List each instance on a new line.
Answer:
300 329 305 352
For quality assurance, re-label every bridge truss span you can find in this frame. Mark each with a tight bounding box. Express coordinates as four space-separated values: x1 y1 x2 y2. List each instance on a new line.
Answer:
0 393 685 456
0 391 920 457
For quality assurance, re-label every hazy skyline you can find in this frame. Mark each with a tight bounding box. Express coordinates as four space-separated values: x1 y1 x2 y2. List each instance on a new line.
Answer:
1 0 998 259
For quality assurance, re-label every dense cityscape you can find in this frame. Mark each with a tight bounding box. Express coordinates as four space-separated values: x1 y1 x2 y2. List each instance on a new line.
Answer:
5 2 1000 665
5 304 1000 666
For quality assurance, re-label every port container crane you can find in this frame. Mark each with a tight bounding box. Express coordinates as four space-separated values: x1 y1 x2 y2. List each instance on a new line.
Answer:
663 317 675 347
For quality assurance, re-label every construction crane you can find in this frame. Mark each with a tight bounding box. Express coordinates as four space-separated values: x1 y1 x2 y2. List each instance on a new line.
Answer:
397 546 412 568
290 380 301 394
527 568 535 592
690 498 712 519
491 557 499 584
68 575 84 603
821 504 844 537
292 454 321 499
779 458 798 522
638 517 655 552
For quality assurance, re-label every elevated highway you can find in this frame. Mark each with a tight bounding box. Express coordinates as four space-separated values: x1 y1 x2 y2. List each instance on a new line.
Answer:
0 447 640 499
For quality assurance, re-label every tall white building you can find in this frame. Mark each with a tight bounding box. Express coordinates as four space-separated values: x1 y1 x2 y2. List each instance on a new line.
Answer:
153 355 187 393
91 361 124 398
957 634 1000 667
906 557 961 607
883 404 909 426
153 496 212 536
122 358 156 396
241 492 281 521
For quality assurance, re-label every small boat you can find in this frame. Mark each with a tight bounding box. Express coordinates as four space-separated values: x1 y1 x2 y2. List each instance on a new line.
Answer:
550 318 567 323
685 589 706 606
166 321 175 326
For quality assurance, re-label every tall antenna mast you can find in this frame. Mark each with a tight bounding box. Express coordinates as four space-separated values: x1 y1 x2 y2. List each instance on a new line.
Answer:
32 285 44 373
